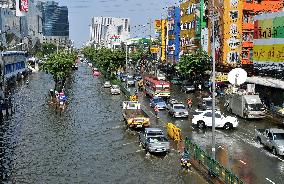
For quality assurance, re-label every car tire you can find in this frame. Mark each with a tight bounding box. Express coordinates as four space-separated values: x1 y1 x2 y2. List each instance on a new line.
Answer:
197 121 205 129
272 147 277 155
257 137 262 145
223 122 233 130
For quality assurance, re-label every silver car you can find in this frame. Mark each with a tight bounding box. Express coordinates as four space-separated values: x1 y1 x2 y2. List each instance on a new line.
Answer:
167 101 189 118
110 85 121 95
139 128 170 154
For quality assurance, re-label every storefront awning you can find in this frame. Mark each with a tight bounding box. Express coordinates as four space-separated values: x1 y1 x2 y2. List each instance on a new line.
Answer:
246 76 284 90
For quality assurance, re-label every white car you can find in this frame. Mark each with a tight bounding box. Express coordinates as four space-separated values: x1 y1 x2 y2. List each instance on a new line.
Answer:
157 73 166 81
192 110 238 130
103 81 111 88
110 85 121 95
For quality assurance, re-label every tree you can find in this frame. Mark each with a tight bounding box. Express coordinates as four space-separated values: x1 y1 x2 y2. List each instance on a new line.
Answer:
42 51 77 91
177 49 211 81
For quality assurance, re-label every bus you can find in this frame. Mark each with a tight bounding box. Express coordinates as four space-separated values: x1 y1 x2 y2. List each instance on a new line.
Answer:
144 76 171 98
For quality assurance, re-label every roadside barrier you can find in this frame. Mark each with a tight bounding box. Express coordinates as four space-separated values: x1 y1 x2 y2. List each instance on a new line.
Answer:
129 95 138 101
167 123 182 141
184 137 245 184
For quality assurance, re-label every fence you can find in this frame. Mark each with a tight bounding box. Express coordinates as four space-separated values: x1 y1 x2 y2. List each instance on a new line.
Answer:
184 137 245 184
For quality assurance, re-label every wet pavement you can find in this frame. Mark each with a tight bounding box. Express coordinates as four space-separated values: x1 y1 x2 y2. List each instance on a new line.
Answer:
134 84 284 184
1 64 208 183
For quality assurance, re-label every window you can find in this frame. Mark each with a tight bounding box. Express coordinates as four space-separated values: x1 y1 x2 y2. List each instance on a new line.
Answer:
273 133 284 140
267 132 273 139
204 112 212 117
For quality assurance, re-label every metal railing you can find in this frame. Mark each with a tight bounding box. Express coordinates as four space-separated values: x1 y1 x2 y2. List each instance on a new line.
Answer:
184 137 245 184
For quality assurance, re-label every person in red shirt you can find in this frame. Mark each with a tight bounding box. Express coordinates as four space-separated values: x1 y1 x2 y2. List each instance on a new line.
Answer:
154 104 160 119
187 98 192 109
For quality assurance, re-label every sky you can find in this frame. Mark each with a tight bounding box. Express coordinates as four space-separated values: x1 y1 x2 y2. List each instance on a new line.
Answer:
56 0 181 47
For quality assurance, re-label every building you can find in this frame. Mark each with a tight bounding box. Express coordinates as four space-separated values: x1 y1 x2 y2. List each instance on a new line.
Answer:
241 0 282 65
37 1 69 46
208 0 283 68
90 17 130 49
166 6 180 64
180 0 197 54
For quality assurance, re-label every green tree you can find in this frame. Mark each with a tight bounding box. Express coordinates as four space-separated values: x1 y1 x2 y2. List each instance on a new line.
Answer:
177 49 211 80
42 51 77 91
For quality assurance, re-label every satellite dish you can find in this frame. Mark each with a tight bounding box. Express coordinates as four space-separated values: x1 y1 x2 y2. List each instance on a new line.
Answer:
228 68 247 85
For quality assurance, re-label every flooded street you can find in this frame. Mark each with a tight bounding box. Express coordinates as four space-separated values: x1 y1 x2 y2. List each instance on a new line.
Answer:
137 85 284 184
2 64 207 183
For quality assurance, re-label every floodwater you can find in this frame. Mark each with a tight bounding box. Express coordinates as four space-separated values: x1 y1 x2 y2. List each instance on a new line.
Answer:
1 64 207 184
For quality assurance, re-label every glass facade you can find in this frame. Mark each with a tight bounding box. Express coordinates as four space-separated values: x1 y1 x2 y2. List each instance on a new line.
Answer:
40 1 69 36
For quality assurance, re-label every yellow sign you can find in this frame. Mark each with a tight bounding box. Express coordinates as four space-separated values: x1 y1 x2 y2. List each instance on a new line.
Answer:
216 73 228 82
129 95 138 102
254 44 284 62
150 47 159 53
155 20 161 32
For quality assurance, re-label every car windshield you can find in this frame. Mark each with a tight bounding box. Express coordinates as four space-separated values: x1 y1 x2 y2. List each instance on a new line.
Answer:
247 104 265 111
154 98 164 103
174 105 185 109
274 133 284 140
148 137 168 143
147 131 163 136
205 100 212 107
156 86 170 91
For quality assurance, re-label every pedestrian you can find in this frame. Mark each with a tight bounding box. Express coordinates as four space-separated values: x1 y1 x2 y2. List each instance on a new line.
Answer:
187 98 192 109
154 104 160 119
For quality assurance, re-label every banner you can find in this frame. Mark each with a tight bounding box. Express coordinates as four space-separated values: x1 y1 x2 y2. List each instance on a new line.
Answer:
150 47 159 53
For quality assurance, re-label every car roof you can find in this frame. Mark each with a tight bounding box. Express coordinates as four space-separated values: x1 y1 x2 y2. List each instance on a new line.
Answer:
270 128 284 134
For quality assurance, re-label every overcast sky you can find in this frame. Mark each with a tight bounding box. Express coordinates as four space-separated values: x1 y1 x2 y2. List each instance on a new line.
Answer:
56 0 180 47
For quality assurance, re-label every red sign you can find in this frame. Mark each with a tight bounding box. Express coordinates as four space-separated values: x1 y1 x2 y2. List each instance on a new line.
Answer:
20 0 29 12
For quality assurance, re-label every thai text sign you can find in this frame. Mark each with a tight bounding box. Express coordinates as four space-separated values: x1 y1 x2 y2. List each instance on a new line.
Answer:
253 12 284 67
20 0 28 12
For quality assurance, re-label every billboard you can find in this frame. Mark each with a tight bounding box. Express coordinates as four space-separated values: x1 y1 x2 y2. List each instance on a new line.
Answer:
253 12 284 68
16 0 28 16
154 20 161 32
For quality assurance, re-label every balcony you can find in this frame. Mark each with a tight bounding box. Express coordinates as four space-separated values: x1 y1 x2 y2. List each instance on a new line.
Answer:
242 41 253 48
242 23 254 30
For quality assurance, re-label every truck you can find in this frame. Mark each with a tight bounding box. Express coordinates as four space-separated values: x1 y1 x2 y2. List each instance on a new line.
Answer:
255 128 284 156
122 101 150 128
225 92 266 119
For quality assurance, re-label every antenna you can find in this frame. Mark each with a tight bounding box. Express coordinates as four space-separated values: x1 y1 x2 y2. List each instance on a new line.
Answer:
228 68 247 86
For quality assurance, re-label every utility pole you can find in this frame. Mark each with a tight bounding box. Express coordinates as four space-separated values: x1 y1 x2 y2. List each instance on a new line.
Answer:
125 42 128 89
210 3 219 160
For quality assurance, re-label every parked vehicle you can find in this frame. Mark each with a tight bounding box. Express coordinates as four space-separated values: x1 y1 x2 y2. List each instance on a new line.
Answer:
144 76 171 98
150 96 167 109
255 128 284 155
110 85 121 95
192 109 238 130
157 73 166 81
139 128 170 153
170 76 182 85
181 82 195 93
126 75 135 86
167 100 189 118
225 93 266 119
198 97 219 110
103 81 111 88
122 101 150 128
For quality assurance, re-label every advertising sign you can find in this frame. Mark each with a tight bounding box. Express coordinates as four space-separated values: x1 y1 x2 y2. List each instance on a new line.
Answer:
253 12 284 68
20 0 28 12
150 47 159 53
155 20 161 32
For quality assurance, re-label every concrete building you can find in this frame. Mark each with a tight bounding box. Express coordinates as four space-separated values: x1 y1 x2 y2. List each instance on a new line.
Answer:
207 0 283 68
37 1 69 46
90 16 130 49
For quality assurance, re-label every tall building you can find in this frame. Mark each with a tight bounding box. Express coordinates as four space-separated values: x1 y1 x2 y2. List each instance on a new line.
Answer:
90 17 130 49
37 1 69 46
166 6 180 64
208 0 283 68
241 0 282 65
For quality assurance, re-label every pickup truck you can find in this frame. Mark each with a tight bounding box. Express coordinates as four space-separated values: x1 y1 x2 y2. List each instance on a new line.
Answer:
255 128 284 156
122 101 150 128
139 128 170 154
167 99 189 118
